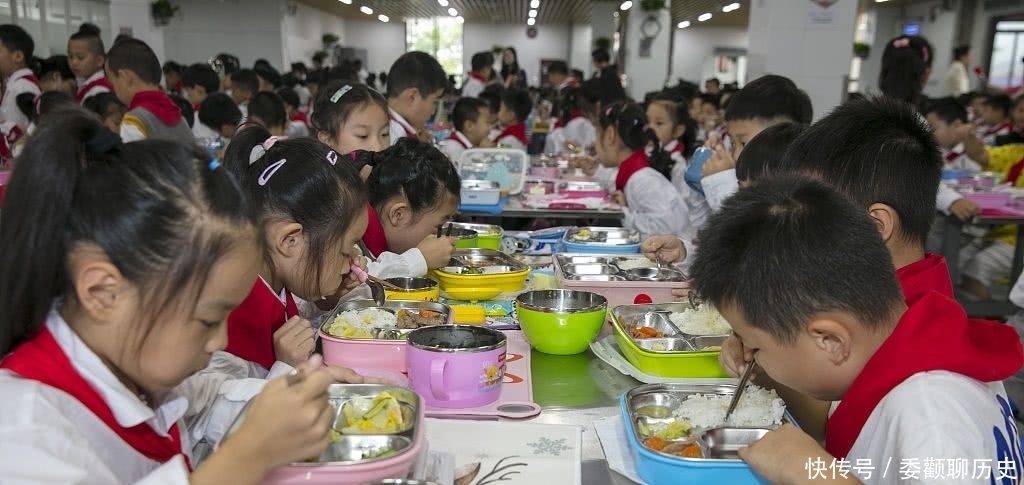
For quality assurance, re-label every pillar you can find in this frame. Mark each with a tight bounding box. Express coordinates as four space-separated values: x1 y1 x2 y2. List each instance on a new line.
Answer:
622 1 673 99
109 0 165 62
745 0 858 119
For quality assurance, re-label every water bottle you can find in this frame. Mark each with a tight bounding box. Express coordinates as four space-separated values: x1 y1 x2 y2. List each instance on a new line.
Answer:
684 146 714 196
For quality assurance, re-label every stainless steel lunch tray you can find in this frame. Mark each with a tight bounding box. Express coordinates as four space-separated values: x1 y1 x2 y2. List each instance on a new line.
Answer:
555 254 684 283
613 304 730 354
321 300 452 341
559 180 605 192
224 384 421 466
437 248 530 275
564 226 641 245
624 383 785 462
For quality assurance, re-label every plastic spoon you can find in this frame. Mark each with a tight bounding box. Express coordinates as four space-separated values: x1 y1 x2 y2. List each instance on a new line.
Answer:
724 360 756 424
350 265 386 306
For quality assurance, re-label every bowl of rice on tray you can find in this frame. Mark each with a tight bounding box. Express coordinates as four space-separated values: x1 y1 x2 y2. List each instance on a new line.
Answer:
621 382 790 485
320 300 452 374
609 303 732 378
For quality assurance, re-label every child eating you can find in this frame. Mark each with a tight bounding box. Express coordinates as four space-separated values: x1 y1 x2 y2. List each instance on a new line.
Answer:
491 88 532 151
690 174 1023 485
440 96 492 161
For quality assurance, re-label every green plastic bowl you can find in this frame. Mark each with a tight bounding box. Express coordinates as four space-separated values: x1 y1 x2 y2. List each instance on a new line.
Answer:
515 289 607 355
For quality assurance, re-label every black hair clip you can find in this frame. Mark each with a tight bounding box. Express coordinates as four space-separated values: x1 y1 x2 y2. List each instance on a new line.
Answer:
85 127 122 158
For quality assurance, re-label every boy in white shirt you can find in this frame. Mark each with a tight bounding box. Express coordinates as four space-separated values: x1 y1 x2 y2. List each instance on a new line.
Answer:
490 89 531 151
0 24 40 153
690 173 1024 485
386 51 447 145
461 51 491 98
977 93 1014 145
439 97 492 161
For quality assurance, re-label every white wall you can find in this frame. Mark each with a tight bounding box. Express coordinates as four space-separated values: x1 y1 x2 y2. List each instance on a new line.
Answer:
462 23 572 87
670 26 748 84
162 0 285 68
568 23 593 75
341 20 406 75
283 2 345 68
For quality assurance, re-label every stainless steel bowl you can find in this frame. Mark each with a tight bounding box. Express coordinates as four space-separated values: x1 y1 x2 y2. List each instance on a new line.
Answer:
319 435 412 464
383 277 439 291
440 224 478 240
624 267 686 282
515 289 607 314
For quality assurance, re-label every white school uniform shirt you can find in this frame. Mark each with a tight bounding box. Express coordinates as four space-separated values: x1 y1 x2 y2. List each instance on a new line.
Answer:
492 132 527 152
285 119 310 138
191 113 220 140
369 248 429 280
943 143 983 172
461 76 486 98
545 117 596 155
844 372 1020 485
701 168 739 213
0 68 40 133
662 140 711 244
622 167 688 242
0 311 192 484
77 70 111 102
389 107 417 146
980 121 1014 146
439 130 472 162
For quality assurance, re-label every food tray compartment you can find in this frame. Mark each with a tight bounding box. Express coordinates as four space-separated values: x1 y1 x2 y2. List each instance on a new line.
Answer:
457 148 529 195
553 253 687 308
619 383 787 485
319 301 452 373
441 248 530 274
564 226 640 245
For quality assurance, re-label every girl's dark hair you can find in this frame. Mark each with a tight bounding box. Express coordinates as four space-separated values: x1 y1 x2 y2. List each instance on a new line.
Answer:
0 109 252 354
83 92 126 119
735 122 807 183
17 91 75 123
310 81 387 140
40 55 74 81
556 87 596 127
247 91 287 130
224 126 367 298
363 137 461 216
879 35 934 106
646 94 698 180
500 47 520 80
69 23 105 56
598 101 648 152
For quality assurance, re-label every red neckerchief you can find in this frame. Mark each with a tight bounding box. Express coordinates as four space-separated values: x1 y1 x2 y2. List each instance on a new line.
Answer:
1 326 192 469
75 75 112 102
225 279 299 370
983 120 1014 137
553 111 583 129
664 139 685 155
469 71 487 83
447 130 471 149
944 150 963 163
895 254 954 303
291 111 310 128
825 291 1024 459
615 149 650 191
556 78 580 91
389 108 417 138
1 69 39 103
361 204 389 259
129 90 184 127
492 122 528 146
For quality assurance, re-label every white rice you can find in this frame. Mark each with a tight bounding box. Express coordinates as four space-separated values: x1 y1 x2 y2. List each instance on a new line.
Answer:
675 385 786 429
669 306 731 336
326 308 397 339
615 258 655 271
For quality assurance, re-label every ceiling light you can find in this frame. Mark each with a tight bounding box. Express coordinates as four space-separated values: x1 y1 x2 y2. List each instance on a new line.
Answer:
338 0 351 4
619 1 632 11
722 3 740 12
360 5 372 14
455 15 464 23
438 0 448 5
875 0 890 2
530 0 540 8
378 14 389 22
529 9 537 18
698 12 712 21
677 20 690 28
613 11 619 17
449 7 458 15
527 17 536 25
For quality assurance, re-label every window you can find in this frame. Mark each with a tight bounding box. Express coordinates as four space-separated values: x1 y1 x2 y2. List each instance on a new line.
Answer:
989 20 1024 91
406 17 463 85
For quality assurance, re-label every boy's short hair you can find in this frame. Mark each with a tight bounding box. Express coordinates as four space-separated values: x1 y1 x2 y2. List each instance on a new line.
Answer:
169 94 194 128
0 24 34 61
247 91 287 129
924 97 968 124
479 84 504 113
501 88 532 124
591 49 611 64
386 51 448 99
984 94 1013 117
198 92 243 130
82 92 125 119
953 44 971 60
230 69 260 95
777 96 941 247
698 93 720 108
724 74 813 124
162 61 182 75
452 97 488 132
690 174 903 344
40 55 74 81
735 122 807 183
69 23 104 55
183 63 220 94
255 65 282 89
213 53 240 75
471 52 493 72
106 38 161 85
275 87 300 110
548 61 569 76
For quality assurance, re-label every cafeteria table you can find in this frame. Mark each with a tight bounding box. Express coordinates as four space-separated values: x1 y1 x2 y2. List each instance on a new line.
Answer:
941 212 1024 317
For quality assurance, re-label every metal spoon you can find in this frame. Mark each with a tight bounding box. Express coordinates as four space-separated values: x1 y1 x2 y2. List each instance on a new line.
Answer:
724 360 756 424
688 290 705 311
